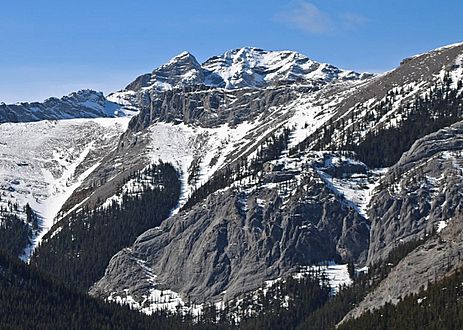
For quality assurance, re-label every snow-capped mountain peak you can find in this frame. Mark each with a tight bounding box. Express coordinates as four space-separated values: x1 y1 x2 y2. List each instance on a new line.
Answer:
152 51 204 89
202 47 365 88
123 51 204 94
151 48 367 92
202 47 316 88
110 47 370 108
165 51 197 65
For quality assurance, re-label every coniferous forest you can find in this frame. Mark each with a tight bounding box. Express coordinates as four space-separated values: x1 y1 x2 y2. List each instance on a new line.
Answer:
0 203 39 258
353 75 463 167
30 162 181 290
0 214 31 257
294 75 463 168
0 246 334 330
3 237 463 329
0 249 206 330
338 269 463 330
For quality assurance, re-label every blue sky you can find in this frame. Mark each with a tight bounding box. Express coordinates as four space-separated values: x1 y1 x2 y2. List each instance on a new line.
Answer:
1 0 462 103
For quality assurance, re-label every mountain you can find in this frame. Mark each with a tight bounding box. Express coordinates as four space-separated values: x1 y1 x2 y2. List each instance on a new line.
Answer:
88 42 463 316
30 50 373 298
1 42 463 327
0 89 134 123
202 47 369 88
107 47 371 109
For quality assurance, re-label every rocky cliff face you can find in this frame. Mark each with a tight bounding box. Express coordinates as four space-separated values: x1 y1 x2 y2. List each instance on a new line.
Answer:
367 121 463 265
91 153 371 304
342 121 463 321
129 84 314 130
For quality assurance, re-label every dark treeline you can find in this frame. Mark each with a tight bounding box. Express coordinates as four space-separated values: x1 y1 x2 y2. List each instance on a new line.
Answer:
0 203 38 257
2 214 459 329
0 214 30 257
0 249 212 330
1 245 333 330
237 269 331 330
31 162 181 290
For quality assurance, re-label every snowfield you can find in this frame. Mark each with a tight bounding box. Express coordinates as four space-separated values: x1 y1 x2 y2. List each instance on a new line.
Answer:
0 117 131 260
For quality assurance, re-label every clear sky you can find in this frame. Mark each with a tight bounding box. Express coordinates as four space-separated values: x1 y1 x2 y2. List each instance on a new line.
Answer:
1 0 462 103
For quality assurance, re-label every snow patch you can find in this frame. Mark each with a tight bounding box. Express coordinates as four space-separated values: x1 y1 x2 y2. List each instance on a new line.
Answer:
0 117 130 260
437 220 448 233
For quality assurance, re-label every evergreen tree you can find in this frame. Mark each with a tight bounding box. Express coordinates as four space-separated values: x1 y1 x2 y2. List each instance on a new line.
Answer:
31 162 181 290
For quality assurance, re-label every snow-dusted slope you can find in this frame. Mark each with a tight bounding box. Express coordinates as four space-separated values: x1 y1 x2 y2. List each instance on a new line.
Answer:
0 117 130 260
144 118 278 212
310 42 463 150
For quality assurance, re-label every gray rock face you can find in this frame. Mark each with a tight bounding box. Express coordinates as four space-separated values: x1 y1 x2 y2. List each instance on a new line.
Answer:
344 208 463 322
0 89 121 123
340 121 463 321
91 161 369 304
129 84 314 131
367 121 463 265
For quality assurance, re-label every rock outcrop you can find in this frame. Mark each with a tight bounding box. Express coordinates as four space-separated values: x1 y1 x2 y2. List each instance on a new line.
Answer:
91 161 370 304
368 121 463 265
342 120 463 321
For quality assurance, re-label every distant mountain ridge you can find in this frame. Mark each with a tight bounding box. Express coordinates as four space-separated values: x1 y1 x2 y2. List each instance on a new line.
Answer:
0 89 127 123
